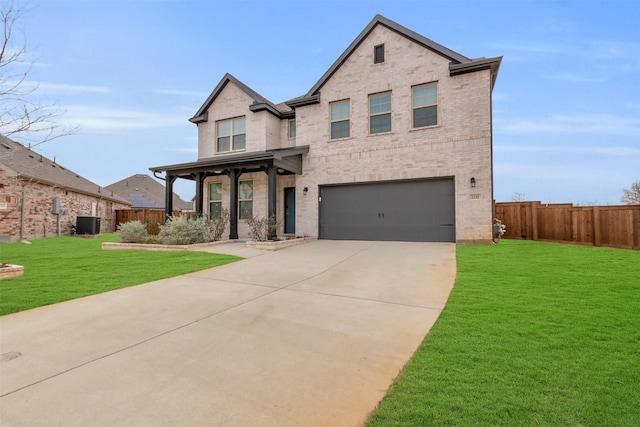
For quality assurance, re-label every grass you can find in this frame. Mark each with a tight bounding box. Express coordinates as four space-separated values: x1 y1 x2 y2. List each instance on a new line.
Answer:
0 234 241 316
367 240 640 426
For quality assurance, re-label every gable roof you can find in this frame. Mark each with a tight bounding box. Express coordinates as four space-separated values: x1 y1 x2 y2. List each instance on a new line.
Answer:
0 136 131 205
286 14 502 108
189 73 293 123
105 174 192 210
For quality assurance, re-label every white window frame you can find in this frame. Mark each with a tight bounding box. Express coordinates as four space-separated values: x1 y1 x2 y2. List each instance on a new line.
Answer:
412 83 438 128
369 92 392 134
330 100 350 139
216 116 246 153
238 180 253 220
288 119 296 138
209 182 223 219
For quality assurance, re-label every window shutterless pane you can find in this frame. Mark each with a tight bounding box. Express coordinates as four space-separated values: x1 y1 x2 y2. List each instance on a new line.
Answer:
331 120 350 139
413 84 437 108
289 119 296 138
239 181 253 200
413 105 438 128
331 101 349 120
239 201 253 219
233 117 245 133
370 113 391 134
369 93 391 114
233 134 246 150
217 120 230 136
209 202 222 219
217 136 230 152
209 183 222 201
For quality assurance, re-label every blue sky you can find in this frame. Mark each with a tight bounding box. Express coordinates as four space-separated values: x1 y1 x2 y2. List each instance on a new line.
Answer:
10 0 640 204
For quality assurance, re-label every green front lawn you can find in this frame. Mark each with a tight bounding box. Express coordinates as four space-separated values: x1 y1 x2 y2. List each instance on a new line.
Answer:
0 234 241 316
368 240 640 426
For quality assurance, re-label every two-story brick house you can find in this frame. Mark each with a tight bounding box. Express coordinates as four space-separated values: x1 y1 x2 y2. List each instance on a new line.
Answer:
151 14 501 243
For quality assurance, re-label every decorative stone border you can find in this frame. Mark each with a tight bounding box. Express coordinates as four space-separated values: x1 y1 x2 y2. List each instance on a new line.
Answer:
0 264 24 280
101 237 315 252
246 237 314 251
101 240 232 252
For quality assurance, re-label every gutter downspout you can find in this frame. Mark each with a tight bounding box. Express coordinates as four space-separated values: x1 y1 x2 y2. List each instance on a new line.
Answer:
19 182 26 240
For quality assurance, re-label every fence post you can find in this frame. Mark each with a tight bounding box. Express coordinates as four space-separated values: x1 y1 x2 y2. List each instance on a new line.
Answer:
531 201 539 241
592 206 601 247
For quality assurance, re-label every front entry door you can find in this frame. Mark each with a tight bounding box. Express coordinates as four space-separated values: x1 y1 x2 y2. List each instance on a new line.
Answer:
284 187 296 234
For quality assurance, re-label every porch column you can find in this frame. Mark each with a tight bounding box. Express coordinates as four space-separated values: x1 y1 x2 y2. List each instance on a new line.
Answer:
165 174 176 219
195 172 204 216
228 168 240 239
267 165 277 240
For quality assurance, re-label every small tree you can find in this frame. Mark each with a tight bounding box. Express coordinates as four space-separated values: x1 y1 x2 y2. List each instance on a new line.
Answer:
511 192 526 202
621 180 640 205
0 1 76 146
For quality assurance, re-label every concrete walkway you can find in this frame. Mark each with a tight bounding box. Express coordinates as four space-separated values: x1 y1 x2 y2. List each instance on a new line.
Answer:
0 240 456 427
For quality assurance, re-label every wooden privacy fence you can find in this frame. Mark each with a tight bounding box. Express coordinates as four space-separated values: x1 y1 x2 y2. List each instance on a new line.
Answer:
495 202 640 250
115 209 193 235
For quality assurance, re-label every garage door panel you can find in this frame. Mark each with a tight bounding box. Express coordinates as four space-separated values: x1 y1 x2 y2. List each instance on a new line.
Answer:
319 179 455 242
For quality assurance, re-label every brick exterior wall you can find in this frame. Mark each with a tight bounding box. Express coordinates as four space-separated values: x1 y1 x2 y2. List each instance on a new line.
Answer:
0 167 130 242
197 24 495 243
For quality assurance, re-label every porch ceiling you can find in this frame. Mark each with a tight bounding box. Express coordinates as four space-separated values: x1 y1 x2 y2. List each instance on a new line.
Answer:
150 146 310 179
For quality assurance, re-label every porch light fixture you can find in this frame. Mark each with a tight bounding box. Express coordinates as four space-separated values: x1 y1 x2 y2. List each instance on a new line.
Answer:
470 177 476 188
303 187 308 195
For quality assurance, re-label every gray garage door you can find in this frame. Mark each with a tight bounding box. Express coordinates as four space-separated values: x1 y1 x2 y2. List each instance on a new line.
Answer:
319 178 455 242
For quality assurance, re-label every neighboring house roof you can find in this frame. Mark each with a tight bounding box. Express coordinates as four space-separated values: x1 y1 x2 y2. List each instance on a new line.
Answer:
287 14 502 107
190 73 294 123
0 136 131 205
105 174 192 210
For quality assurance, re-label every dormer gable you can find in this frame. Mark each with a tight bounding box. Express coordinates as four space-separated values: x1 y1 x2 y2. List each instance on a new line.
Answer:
190 73 292 124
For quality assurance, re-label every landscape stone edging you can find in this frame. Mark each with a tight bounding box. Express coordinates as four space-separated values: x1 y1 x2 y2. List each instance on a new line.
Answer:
245 237 314 251
101 240 233 252
102 237 315 252
0 264 25 280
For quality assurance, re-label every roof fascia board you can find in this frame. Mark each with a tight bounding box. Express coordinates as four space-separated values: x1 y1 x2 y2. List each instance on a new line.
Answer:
449 56 503 90
150 146 310 174
249 102 286 118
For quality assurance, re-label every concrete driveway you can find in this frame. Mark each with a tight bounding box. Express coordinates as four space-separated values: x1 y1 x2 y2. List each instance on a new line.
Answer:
0 240 456 427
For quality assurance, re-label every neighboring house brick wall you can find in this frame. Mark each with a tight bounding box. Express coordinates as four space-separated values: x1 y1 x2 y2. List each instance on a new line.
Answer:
0 167 130 242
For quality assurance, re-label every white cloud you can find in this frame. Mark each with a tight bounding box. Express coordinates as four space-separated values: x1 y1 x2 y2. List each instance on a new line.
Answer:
21 80 109 95
63 105 190 134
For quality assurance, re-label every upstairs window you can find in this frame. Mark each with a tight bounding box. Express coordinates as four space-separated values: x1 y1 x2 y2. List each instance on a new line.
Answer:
369 92 391 134
412 83 438 128
330 100 350 139
209 182 223 218
288 119 296 138
239 180 253 220
374 44 385 64
217 117 246 152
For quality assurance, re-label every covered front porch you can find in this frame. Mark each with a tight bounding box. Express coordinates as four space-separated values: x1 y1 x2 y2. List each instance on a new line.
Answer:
150 146 309 239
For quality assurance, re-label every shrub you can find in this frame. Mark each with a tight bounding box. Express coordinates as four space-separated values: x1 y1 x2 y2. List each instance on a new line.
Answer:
116 220 148 243
246 215 279 242
158 216 208 245
143 235 162 244
207 208 230 241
